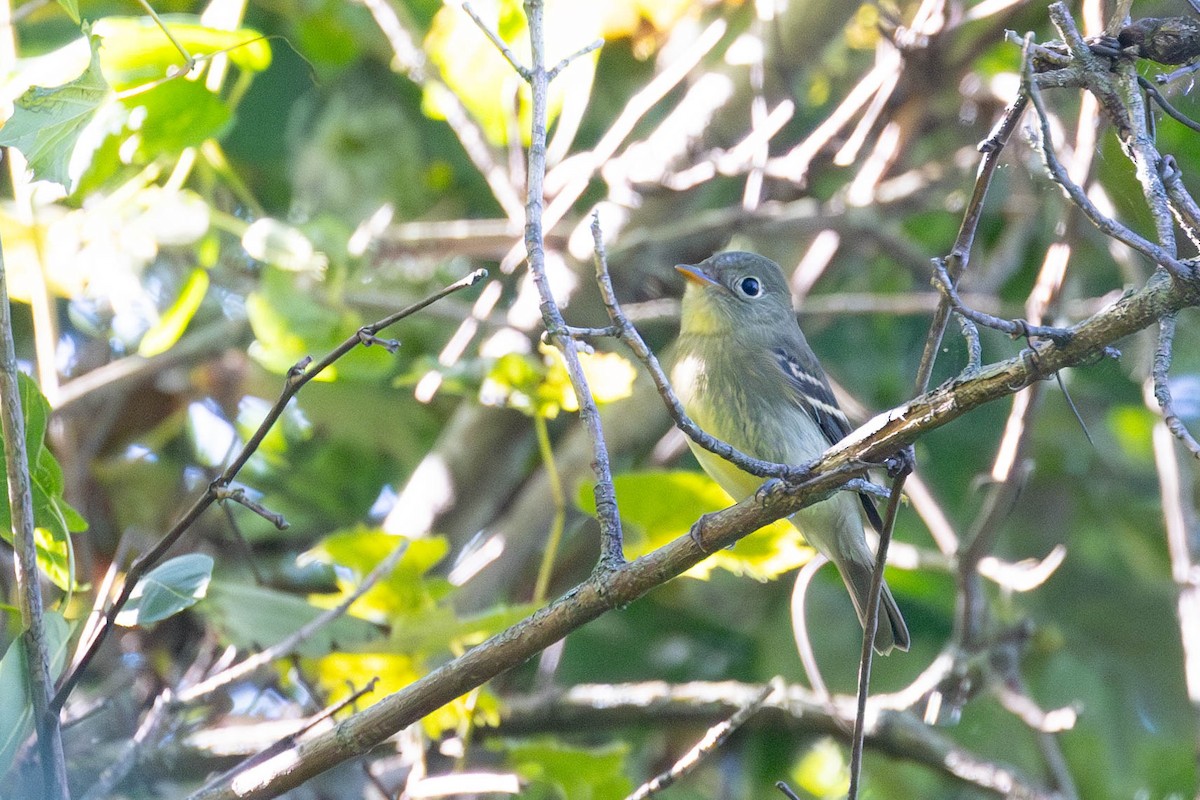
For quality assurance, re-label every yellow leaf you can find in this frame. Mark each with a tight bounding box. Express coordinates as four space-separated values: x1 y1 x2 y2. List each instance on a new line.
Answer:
139 268 209 356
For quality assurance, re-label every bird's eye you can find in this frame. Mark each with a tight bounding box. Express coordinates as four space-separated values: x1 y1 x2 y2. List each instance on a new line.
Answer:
739 276 762 297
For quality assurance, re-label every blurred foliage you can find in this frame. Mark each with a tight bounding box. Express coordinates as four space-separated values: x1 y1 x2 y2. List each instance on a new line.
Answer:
0 0 1197 796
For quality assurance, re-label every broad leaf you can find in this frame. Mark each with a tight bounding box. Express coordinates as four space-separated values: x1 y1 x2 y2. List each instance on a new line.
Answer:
92 16 272 91
139 268 210 357
116 553 213 626
0 34 109 187
0 374 88 590
500 738 633 800
0 612 70 777
578 470 812 580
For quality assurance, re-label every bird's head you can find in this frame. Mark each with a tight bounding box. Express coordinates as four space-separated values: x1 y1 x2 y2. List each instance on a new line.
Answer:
676 251 796 336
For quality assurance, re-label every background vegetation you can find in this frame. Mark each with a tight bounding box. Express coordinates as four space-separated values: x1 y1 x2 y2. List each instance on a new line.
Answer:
1 0 1199 797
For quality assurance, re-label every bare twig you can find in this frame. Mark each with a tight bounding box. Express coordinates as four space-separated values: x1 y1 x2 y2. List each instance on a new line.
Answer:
912 86 1028 394
460 1 530 79
1160 156 1200 251
930 259 1073 343
1152 313 1200 457
848 457 910 800
357 0 525 222
0 202 69 799
52 271 487 713
546 38 603 81
1029 12 1191 280
624 681 778 800
214 486 289 530
500 0 625 568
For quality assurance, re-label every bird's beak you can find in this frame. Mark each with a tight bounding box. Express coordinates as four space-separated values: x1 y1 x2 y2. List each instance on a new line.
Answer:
675 264 720 288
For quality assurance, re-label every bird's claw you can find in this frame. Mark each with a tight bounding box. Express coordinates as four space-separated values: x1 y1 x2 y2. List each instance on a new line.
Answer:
886 446 916 478
689 512 715 553
755 477 785 504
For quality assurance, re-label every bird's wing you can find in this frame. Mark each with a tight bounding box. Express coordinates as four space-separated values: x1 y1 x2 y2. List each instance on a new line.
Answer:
771 345 852 447
772 345 886 533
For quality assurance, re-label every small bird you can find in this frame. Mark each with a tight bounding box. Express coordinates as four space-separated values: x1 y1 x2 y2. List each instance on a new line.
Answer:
670 251 910 654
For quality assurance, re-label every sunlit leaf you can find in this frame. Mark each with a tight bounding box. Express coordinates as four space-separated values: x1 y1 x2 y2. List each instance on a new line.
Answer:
792 737 850 799
577 470 812 580
0 612 70 778
93 16 271 90
423 0 601 147
0 374 87 589
305 530 451 621
56 0 79 23
0 33 109 187
139 268 210 357
481 347 636 419
116 553 213 626
121 78 231 159
311 650 500 737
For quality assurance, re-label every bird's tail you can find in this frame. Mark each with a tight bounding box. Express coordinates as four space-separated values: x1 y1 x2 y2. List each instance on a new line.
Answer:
838 554 910 655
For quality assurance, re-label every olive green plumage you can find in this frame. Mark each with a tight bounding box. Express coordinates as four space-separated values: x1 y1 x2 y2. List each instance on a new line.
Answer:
671 251 910 655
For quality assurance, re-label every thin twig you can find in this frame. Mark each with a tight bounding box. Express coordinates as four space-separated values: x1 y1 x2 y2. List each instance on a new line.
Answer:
930 258 1073 343
848 456 911 800
546 38 604 81
1160 156 1200 251
1152 313 1200 457
1029 14 1191 280
214 485 289 530
516 0 624 568
912 86 1028 394
51 271 487 713
1138 76 1200 134
956 313 982 374
624 681 778 800
0 200 69 798
461 1 530 79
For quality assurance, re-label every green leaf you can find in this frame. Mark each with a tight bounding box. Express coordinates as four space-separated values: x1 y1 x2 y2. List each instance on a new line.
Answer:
577 470 812 580
93 16 272 91
0 612 70 778
388 602 536 657
202 580 381 657
245 266 392 380
0 33 109 187
56 0 79 23
121 78 231 159
0 374 88 590
139 268 210 357
305 530 451 620
499 738 633 800
116 553 213 626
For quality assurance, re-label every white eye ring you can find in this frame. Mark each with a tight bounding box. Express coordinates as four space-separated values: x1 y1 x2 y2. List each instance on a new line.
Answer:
739 276 762 297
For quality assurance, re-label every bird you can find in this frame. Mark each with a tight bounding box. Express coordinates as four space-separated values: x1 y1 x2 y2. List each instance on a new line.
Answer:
669 250 910 654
